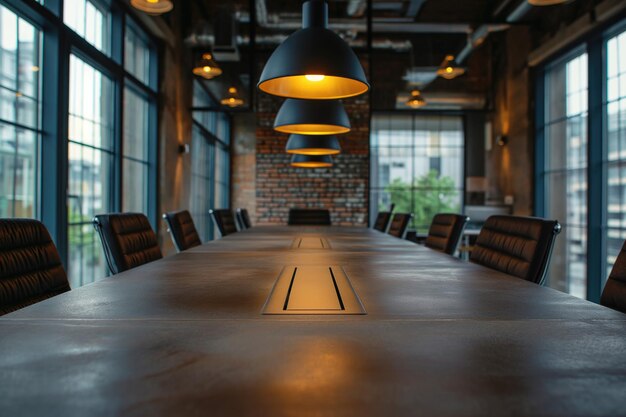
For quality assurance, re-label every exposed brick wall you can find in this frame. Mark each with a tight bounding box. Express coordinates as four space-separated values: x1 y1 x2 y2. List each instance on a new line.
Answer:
255 57 370 226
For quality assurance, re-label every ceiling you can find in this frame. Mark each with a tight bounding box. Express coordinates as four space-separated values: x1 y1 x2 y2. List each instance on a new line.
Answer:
188 0 599 111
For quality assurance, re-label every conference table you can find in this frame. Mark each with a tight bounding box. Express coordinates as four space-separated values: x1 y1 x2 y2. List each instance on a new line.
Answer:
1 226 626 416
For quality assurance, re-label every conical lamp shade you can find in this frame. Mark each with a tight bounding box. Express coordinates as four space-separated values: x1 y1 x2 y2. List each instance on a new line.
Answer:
291 154 333 168
192 53 222 80
274 99 350 135
437 55 465 80
221 87 244 108
286 134 341 155
406 90 426 108
131 0 173 15
258 0 369 99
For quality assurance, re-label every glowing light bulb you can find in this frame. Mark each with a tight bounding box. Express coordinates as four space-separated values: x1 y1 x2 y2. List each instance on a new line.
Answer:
147 0 159 3
305 74 325 82
446 67 453 73
203 66 211 73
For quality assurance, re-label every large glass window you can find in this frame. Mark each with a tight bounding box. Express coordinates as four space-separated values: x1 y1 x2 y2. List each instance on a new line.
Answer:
370 114 464 232
63 0 110 54
605 29 626 279
0 4 41 218
539 52 588 299
122 86 150 212
67 54 114 288
190 81 231 241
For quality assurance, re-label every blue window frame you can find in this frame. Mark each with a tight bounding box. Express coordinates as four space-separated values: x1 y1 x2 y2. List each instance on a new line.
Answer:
536 19 626 302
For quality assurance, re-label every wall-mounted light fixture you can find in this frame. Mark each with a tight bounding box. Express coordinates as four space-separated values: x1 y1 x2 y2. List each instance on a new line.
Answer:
437 55 465 80
130 0 173 15
192 53 222 80
274 99 350 135
291 154 333 168
286 134 341 156
178 143 190 154
258 0 369 99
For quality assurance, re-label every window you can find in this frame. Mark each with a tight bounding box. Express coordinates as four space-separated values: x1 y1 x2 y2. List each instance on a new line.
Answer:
124 19 153 86
605 29 626 280
370 114 464 232
67 54 114 288
190 80 231 240
122 86 150 212
0 4 41 218
63 0 110 54
538 52 588 299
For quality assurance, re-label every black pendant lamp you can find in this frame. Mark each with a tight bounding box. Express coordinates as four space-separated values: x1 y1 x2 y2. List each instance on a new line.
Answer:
437 55 465 80
286 134 341 155
258 0 369 100
406 89 426 108
274 99 350 135
291 154 333 168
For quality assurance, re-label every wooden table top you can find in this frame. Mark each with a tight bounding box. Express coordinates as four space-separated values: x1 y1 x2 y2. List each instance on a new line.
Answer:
1 226 625 416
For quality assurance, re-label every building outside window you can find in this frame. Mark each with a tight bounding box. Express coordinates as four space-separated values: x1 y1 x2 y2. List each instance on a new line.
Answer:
0 4 41 219
370 114 464 232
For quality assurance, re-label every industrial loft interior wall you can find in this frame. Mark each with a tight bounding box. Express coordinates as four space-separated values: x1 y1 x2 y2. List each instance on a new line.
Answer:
253 57 371 226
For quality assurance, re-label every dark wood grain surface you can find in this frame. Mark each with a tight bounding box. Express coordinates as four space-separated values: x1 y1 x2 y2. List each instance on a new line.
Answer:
1 226 625 417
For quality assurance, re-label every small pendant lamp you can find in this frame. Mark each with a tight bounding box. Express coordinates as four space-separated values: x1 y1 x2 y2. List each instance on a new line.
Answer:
274 99 350 135
437 55 465 80
286 134 341 155
258 0 369 100
406 89 426 108
130 0 173 15
291 154 333 168
221 87 244 108
528 0 567 4
192 53 222 80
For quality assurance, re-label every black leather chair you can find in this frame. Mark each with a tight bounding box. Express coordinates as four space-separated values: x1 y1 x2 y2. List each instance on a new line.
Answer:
0 219 71 315
210 209 238 237
470 215 561 285
425 213 469 255
236 208 252 230
288 209 331 226
387 213 412 239
163 210 202 252
93 213 163 275
373 211 392 232
601 240 626 314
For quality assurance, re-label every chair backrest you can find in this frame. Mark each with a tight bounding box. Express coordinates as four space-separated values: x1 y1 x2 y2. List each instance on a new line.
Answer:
93 213 163 275
470 215 561 285
425 213 470 255
288 209 331 226
236 208 252 230
0 219 71 315
387 213 412 238
373 211 392 232
601 240 626 314
210 209 238 237
163 210 202 252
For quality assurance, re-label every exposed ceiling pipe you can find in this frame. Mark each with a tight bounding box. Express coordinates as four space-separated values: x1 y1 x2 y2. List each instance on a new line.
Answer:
506 1 534 22
456 24 509 63
406 0 427 18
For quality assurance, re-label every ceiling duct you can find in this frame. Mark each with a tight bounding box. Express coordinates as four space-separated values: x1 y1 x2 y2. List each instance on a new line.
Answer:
213 9 240 62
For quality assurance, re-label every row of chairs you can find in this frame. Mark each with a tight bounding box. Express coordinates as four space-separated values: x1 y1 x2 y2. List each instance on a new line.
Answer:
375 210 562 286
2 212 626 315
